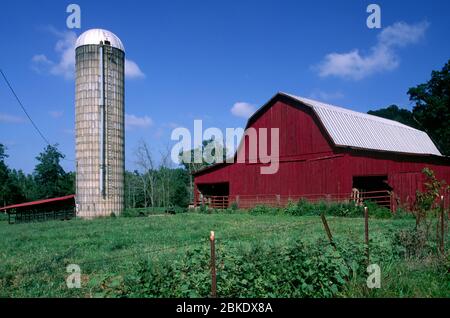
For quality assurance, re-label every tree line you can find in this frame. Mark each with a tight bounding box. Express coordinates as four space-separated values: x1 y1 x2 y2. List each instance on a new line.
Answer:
125 140 191 209
0 142 194 209
0 144 74 207
125 139 222 209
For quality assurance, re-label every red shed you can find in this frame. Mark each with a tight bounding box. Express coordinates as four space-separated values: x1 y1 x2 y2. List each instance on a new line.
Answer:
0 195 76 224
193 92 450 210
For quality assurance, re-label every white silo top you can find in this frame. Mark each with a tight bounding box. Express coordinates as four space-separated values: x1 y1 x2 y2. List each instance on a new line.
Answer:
76 28 125 52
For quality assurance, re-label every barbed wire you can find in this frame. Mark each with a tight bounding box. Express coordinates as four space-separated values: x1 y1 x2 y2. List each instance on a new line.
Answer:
3 215 402 280
4 215 424 298
3 218 326 278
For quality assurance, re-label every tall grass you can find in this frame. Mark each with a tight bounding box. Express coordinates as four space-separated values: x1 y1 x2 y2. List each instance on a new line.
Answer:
0 211 447 297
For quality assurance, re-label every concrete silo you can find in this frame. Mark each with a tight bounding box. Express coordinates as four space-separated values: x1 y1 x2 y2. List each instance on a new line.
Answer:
75 29 125 218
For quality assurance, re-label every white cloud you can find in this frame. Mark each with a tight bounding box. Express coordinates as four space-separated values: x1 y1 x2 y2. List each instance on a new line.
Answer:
32 30 76 79
309 90 344 101
32 27 145 80
49 111 63 118
0 113 26 124
31 55 53 74
51 31 77 79
125 114 153 129
316 21 429 80
378 21 429 47
231 102 256 118
125 59 146 79
32 54 53 64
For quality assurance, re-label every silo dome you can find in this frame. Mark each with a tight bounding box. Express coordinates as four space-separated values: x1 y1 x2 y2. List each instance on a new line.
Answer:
75 28 125 52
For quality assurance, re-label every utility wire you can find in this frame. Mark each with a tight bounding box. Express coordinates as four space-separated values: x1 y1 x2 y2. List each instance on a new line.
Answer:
0 69 75 163
0 69 51 145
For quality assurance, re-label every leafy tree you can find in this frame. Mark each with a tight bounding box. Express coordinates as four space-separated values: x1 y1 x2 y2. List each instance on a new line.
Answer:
179 138 228 202
126 142 192 209
408 60 450 155
368 105 420 129
125 170 146 209
0 144 11 206
179 138 228 173
60 171 75 196
8 169 37 202
0 144 7 161
415 168 448 227
33 144 73 199
0 144 26 206
169 168 190 207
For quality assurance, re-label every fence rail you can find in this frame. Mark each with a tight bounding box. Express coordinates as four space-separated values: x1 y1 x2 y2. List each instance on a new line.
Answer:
195 191 394 210
199 195 229 209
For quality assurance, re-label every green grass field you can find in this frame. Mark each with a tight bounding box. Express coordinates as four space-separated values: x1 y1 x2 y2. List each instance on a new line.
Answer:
0 212 448 297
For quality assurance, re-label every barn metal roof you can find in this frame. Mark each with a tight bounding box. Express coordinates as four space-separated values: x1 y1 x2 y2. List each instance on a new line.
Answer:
282 93 442 156
0 195 75 211
76 29 125 52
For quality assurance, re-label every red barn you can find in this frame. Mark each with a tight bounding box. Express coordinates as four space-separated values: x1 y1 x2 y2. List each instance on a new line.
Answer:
193 92 450 210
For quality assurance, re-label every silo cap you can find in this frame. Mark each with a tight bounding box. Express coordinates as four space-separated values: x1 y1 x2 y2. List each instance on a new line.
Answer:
76 28 125 52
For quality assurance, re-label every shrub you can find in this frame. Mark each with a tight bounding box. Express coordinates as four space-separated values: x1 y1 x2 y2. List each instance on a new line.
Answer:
130 239 368 298
282 199 364 218
249 205 280 215
414 167 449 227
391 228 431 259
121 209 143 217
0 213 8 222
325 202 363 218
198 204 209 214
392 208 414 219
364 201 392 219
245 199 395 219
122 207 183 217
283 201 299 215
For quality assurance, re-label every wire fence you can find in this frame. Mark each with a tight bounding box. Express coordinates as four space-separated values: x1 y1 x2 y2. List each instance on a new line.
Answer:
3 218 325 279
2 209 447 297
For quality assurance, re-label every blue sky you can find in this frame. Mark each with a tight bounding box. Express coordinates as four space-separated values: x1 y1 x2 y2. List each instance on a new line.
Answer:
1 0 449 173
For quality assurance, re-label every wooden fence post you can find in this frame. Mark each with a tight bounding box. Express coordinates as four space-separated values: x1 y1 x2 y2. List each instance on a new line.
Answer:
210 231 217 298
320 213 336 250
364 206 370 264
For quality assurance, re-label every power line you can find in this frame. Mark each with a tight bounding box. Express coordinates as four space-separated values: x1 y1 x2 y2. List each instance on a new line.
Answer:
0 69 75 163
0 69 51 145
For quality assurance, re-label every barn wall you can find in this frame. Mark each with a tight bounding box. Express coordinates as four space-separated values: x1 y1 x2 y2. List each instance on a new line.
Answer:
246 100 333 158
